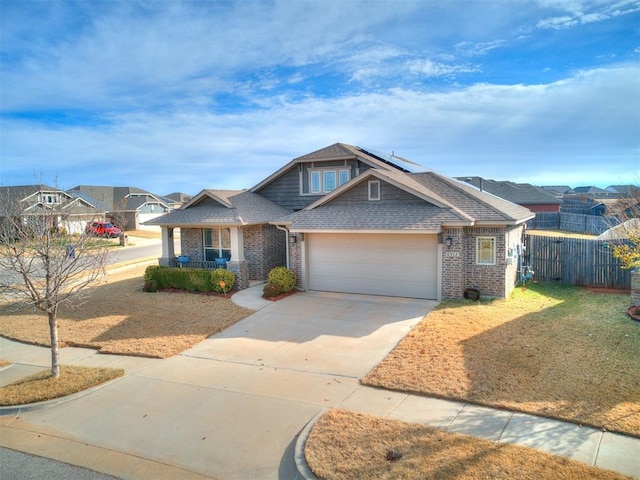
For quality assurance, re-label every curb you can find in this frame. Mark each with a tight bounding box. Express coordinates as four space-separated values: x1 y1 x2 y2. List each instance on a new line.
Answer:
0 375 123 416
293 410 326 480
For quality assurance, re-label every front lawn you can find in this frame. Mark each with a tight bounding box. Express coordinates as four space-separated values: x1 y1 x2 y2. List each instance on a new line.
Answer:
363 283 640 437
305 409 632 480
0 265 255 358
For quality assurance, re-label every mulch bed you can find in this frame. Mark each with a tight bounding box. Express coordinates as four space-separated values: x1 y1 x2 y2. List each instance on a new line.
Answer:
628 305 640 322
262 289 299 301
159 287 235 299
585 287 630 295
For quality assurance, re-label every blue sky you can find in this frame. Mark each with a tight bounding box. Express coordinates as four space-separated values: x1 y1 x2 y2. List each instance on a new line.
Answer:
1 0 638 196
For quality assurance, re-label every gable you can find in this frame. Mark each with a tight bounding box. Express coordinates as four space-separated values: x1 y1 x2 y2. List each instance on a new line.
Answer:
324 178 431 207
256 159 372 211
250 142 401 208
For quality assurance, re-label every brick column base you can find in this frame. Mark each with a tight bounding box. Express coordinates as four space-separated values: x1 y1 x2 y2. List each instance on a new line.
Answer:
228 260 249 290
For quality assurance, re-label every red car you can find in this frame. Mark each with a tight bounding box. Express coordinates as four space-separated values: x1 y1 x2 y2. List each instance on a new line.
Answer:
86 221 122 238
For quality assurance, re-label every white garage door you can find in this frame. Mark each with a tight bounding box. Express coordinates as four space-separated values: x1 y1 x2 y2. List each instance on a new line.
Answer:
307 233 438 299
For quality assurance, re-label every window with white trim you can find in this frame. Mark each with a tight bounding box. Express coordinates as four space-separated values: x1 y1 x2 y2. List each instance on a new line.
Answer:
339 169 350 186
368 180 380 201
204 228 231 261
40 193 60 204
324 171 336 192
308 168 351 194
476 236 496 265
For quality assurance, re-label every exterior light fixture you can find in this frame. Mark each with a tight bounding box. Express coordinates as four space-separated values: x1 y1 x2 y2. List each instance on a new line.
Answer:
445 236 453 249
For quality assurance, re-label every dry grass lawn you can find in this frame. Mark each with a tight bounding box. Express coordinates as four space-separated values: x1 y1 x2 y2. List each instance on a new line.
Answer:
305 409 633 480
526 230 596 239
0 265 254 358
1 366 123 406
363 283 640 437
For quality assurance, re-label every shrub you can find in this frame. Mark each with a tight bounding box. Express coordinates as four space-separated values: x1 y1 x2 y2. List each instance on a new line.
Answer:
266 266 296 293
263 283 282 298
143 265 235 294
211 268 235 293
143 279 159 293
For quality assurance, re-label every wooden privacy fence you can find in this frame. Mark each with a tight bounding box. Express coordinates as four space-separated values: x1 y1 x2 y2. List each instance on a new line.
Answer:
527 213 619 235
525 235 631 289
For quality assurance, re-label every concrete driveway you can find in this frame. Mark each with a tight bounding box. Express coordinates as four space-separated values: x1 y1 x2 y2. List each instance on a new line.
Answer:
1 290 436 480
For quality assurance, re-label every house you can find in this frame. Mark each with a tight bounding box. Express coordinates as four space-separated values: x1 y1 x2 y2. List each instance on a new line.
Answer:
0 185 105 234
572 186 610 196
68 186 171 231
164 192 192 209
147 143 535 300
456 177 563 213
540 185 574 197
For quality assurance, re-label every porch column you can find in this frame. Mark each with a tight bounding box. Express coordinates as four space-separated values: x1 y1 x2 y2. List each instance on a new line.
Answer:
161 226 175 260
230 227 244 261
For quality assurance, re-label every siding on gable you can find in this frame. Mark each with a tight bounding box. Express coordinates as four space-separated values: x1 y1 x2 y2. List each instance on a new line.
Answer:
327 179 429 206
257 160 373 211
258 168 313 211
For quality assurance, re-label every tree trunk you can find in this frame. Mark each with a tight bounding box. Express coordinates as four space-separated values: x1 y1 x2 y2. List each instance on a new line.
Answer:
48 312 60 378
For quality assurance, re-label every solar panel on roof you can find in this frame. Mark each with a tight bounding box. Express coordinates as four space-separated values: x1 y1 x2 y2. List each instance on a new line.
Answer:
356 146 426 173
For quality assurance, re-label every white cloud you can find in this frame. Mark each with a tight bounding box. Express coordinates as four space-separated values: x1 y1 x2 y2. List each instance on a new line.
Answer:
2 63 637 193
535 0 640 29
407 59 480 77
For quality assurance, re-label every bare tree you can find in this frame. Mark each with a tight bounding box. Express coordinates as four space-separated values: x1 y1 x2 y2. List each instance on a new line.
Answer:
0 192 111 378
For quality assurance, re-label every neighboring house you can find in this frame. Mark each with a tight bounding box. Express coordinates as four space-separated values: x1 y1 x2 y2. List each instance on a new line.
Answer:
68 186 171 231
540 185 574 197
607 185 639 196
456 177 563 213
0 185 105 234
572 186 610 196
147 143 534 300
164 192 192 209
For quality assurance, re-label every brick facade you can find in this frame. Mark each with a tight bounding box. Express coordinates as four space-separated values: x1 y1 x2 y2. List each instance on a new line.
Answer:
440 225 525 299
244 224 287 280
289 233 303 290
440 227 466 299
181 228 204 261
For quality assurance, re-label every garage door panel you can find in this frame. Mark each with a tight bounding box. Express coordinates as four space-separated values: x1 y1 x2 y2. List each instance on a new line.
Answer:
307 233 438 299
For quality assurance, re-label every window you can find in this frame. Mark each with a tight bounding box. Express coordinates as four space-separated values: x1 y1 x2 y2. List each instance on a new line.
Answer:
476 237 496 265
368 180 380 201
41 193 60 204
308 168 350 194
310 171 321 193
204 228 231 261
339 169 350 186
324 171 336 192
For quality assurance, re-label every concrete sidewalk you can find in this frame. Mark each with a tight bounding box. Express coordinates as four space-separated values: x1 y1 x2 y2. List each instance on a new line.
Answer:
1 285 638 479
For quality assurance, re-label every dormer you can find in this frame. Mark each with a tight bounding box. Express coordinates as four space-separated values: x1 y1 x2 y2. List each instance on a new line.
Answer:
251 143 419 211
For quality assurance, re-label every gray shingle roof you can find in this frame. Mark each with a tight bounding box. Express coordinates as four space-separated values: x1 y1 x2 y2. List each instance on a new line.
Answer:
457 177 562 205
69 186 169 211
144 190 290 227
411 173 535 223
277 203 469 232
277 169 534 232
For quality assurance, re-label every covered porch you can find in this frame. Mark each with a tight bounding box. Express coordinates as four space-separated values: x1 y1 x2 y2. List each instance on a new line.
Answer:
158 225 250 289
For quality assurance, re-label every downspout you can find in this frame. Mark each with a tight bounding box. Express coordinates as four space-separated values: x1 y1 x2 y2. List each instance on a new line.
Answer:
275 224 290 269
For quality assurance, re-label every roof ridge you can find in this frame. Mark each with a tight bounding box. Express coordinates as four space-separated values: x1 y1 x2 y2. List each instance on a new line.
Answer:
435 174 532 221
